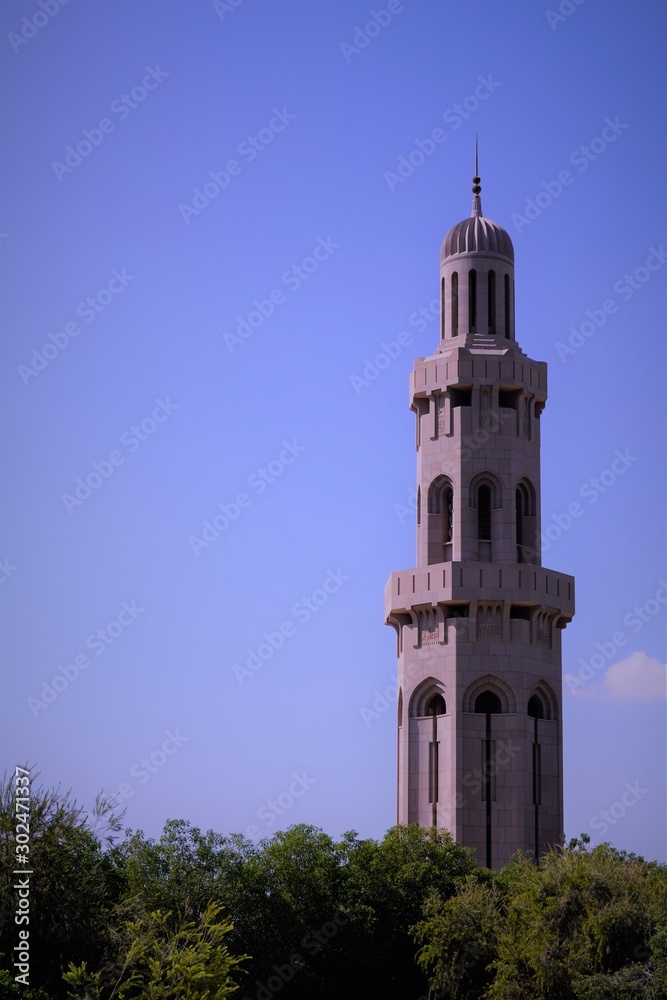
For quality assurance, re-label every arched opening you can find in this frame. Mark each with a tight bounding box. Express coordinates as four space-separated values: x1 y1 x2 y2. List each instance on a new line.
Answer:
440 277 445 340
504 273 510 338
427 694 446 716
516 486 525 562
478 484 492 541
528 693 544 860
475 690 502 714
417 486 421 527
427 476 453 563
468 269 477 331
516 480 536 563
451 271 458 336
527 694 544 719
488 270 496 332
398 688 403 727
475 689 501 868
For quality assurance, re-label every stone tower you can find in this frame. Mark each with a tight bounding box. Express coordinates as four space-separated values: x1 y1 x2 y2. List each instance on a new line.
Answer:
385 163 575 868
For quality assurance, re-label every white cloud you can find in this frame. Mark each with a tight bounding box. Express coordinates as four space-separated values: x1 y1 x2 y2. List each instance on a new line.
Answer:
603 652 666 700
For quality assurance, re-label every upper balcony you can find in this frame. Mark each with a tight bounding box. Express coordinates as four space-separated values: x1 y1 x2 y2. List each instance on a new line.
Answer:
385 560 574 622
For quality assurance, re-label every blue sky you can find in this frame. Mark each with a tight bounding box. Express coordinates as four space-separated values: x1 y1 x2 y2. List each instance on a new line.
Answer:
1 0 665 861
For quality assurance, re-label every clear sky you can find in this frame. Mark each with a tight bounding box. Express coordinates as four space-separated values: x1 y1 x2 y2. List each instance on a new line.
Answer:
1 0 665 861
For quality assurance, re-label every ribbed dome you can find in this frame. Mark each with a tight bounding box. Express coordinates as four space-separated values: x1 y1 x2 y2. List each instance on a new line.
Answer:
442 213 514 263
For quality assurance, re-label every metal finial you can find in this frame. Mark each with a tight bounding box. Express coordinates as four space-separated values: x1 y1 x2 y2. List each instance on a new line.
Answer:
471 135 482 216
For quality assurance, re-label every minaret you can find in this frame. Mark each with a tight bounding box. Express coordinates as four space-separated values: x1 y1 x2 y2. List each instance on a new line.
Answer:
385 154 575 868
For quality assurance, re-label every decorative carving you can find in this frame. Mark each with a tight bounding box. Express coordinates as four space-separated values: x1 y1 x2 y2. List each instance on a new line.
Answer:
477 623 502 642
536 624 551 646
437 395 447 436
420 623 439 645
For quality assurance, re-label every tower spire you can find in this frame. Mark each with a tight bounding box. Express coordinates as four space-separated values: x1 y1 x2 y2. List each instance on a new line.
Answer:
472 134 482 217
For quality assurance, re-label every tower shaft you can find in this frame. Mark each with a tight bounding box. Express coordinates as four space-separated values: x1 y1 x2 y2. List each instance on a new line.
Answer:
386 173 574 868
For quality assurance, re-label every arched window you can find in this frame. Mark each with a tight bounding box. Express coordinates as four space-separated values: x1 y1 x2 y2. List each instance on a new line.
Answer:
427 477 453 562
504 273 510 338
516 486 525 562
427 694 446 716
475 688 501 866
527 695 544 719
451 271 458 336
516 480 536 562
469 270 477 331
440 277 445 340
528 692 543 859
475 690 502 714
398 688 403 727
488 270 496 332
478 484 492 540
417 486 421 527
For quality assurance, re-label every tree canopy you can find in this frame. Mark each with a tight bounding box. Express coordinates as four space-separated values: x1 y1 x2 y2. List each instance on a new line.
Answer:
1 776 665 1000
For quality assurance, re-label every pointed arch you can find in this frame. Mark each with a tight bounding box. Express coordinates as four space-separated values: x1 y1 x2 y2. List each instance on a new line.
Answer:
504 273 511 338
427 475 453 563
440 277 445 340
516 478 536 517
462 674 516 714
516 477 537 562
468 472 503 510
487 269 496 332
528 680 558 721
451 271 459 336
409 677 448 718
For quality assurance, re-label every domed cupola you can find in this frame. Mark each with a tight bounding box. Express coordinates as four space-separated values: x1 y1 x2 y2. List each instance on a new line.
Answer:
438 148 516 344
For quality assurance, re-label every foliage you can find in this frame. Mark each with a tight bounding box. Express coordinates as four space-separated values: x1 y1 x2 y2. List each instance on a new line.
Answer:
0 771 127 998
63 902 246 1000
1 773 666 1000
413 877 503 999
414 835 667 1000
0 969 49 999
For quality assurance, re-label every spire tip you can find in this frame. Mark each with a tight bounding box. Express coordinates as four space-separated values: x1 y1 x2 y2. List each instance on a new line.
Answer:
471 136 482 216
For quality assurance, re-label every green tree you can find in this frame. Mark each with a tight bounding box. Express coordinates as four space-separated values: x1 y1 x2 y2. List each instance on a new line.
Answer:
413 876 502 999
413 836 667 1000
63 901 246 1000
0 771 126 998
